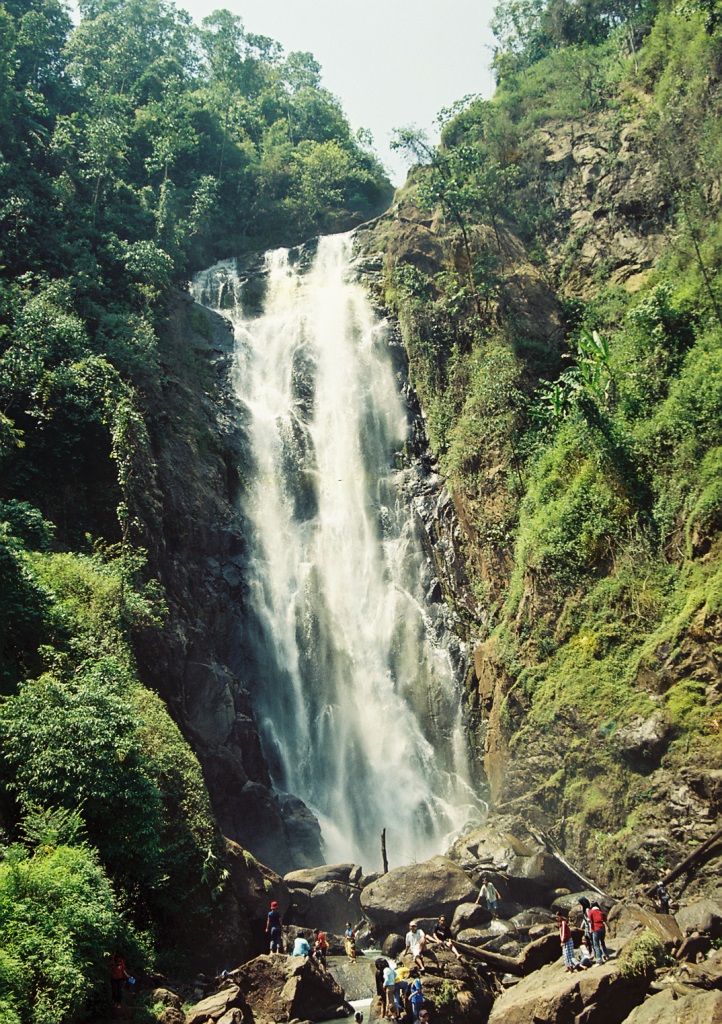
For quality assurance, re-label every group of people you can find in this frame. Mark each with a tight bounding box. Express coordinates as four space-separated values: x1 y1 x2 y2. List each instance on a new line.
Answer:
556 898 610 972
375 957 426 1022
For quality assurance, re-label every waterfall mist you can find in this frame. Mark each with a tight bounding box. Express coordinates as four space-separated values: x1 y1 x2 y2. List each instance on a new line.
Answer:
193 234 482 869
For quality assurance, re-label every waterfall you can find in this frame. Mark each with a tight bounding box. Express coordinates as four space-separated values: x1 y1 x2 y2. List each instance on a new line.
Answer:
192 233 482 869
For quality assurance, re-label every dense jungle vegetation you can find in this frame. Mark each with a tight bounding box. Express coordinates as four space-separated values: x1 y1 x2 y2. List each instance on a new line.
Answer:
385 0 722 882
0 0 390 1019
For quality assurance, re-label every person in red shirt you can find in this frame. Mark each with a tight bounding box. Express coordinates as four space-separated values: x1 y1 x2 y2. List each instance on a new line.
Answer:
314 929 328 968
110 950 129 1006
556 912 576 972
588 902 609 964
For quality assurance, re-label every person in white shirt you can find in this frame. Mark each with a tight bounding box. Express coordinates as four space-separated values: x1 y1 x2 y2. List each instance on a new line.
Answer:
404 921 426 972
382 961 397 1019
475 876 501 915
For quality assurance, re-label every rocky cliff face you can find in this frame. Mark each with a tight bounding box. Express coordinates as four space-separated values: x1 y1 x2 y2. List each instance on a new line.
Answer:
354 95 722 900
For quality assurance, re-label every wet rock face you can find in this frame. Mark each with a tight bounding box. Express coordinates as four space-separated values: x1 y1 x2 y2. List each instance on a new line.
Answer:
135 292 324 875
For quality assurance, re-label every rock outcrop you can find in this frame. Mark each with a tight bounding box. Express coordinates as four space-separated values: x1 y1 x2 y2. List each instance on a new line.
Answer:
360 855 478 931
232 954 349 1022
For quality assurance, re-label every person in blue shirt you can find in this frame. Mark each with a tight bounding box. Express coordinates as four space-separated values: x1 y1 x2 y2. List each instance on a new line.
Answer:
266 900 284 954
292 935 311 957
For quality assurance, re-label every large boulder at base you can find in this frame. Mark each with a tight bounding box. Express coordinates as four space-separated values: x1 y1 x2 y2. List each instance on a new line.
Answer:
608 903 682 946
307 881 362 934
382 933 405 957
286 886 311 921
621 988 722 1023
451 901 491 934
447 817 594 906
487 957 648 1024
675 897 722 937
392 948 494 1024
185 985 247 1024
232 953 350 1022
284 864 358 890
360 856 477 931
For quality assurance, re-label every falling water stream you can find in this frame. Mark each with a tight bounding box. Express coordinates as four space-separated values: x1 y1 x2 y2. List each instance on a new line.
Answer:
192 233 482 868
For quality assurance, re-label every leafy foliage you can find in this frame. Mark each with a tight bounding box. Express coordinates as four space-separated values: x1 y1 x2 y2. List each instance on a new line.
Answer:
0 841 145 1024
388 0 722 886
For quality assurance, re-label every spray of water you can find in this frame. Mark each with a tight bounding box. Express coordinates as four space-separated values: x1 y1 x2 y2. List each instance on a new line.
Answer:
192 234 482 868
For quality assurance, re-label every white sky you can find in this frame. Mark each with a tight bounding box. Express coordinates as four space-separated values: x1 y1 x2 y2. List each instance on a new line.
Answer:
177 0 500 185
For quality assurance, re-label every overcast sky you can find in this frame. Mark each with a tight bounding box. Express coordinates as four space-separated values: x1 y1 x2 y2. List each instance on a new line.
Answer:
176 0 500 185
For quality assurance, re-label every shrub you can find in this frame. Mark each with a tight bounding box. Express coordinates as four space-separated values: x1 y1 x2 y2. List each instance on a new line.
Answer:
618 929 666 978
0 843 144 1024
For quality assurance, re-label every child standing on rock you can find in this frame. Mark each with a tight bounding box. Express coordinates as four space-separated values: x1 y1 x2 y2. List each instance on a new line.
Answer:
556 912 577 973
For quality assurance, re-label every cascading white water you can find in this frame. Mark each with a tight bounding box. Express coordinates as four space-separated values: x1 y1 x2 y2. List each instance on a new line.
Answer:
192 233 482 868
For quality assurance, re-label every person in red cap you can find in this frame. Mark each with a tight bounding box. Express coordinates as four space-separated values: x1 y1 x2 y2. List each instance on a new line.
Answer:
266 900 284 953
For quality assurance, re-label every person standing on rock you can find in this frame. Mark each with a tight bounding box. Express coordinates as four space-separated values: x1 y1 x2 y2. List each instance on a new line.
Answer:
344 922 357 962
577 896 592 941
476 876 501 916
375 959 388 1017
404 921 426 973
266 900 284 954
382 960 397 1019
588 902 609 964
556 912 577 973
409 969 424 1020
656 880 671 914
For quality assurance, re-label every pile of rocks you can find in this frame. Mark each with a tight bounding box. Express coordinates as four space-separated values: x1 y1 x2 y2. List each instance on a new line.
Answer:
161 816 722 1024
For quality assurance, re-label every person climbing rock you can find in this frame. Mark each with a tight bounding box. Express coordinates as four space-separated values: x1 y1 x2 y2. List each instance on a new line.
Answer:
655 880 671 913
266 900 284 954
404 921 426 972
588 902 610 964
476 876 501 915
393 965 410 1020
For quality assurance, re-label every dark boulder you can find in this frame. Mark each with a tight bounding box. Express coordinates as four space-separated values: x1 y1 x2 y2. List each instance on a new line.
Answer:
360 855 477 931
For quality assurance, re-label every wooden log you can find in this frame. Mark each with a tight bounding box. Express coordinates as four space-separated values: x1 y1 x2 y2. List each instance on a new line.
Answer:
644 826 722 898
381 829 389 874
451 938 524 976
